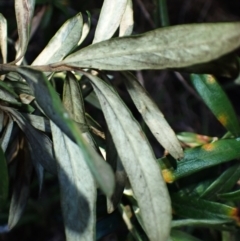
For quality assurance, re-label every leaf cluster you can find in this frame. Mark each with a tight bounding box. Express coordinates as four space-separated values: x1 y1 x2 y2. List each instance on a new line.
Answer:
1 1 240 241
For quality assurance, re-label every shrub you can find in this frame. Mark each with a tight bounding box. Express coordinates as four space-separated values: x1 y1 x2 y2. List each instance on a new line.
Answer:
1 0 240 240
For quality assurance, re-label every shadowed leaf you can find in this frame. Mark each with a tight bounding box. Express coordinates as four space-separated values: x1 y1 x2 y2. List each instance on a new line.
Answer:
8 143 33 230
51 122 96 241
16 67 114 196
0 146 8 210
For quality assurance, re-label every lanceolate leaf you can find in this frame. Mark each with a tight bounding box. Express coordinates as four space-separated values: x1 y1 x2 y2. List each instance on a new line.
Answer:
170 230 202 241
32 13 83 65
84 72 171 241
172 219 229 228
0 146 8 210
51 122 96 241
93 0 128 43
200 163 240 199
172 194 239 223
218 189 240 201
119 0 134 37
16 67 114 197
123 72 183 159
15 0 35 60
0 117 14 152
0 13 7 63
59 22 240 71
191 74 240 136
8 144 33 230
161 139 240 183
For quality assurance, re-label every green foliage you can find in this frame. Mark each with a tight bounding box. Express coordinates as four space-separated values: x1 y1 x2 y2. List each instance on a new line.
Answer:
0 1 240 241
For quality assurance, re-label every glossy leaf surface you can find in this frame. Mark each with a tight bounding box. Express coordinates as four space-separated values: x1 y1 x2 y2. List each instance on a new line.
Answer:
172 194 239 223
191 74 240 136
161 139 240 183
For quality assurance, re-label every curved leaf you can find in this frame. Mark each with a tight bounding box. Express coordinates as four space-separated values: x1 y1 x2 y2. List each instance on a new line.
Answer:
119 0 134 37
16 67 114 197
200 163 240 199
32 13 83 65
191 74 240 136
160 139 240 183
123 72 183 159
172 194 239 223
51 122 96 241
218 189 240 201
15 0 35 60
84 72 171 241
59 22 240 71
0 13 7 63
93 0 128 43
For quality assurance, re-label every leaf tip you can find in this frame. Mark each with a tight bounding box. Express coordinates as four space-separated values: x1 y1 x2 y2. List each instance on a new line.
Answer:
162 169 175 183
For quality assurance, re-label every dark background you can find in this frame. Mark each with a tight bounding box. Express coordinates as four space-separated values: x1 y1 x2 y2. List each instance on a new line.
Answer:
1 0 240 240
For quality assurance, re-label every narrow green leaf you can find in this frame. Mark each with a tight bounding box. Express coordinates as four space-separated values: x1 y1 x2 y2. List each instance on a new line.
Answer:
162 139 240 182
32 13 83 65
59 22 240 71
16 67 114 196
172 219 229 228
119 0 134 37
0 13 7 63
218 190 240 201
93 0 128 43
0 146 8 210
8 146 33 230
201 164 240 199
51 122 96 241
157 0 170 27
191 74 240 136
15 0 35 59
170 230 202 241
0 117 14 152
84 72 171 241
177 132 215 148
123 72 183 159
172 194 239 223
